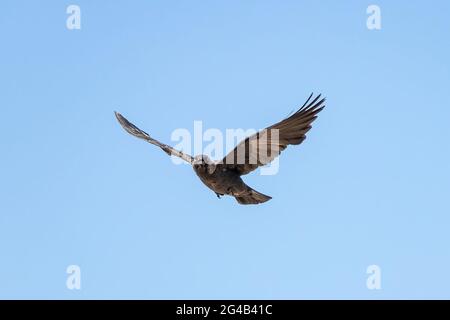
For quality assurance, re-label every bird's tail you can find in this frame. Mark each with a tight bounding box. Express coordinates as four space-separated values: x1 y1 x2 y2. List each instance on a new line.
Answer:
235 188 272 205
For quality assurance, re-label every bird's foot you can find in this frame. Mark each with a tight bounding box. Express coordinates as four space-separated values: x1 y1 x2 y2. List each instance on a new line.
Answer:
216 193 222 199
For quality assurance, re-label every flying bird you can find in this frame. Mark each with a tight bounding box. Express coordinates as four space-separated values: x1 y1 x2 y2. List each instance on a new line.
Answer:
115 93 325 205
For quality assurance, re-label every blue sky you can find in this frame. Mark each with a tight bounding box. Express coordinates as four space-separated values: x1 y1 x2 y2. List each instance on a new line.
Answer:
1 1 449 299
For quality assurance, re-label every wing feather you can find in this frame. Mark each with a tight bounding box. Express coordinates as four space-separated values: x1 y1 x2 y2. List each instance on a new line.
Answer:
115 112 194 164
221 93 325 175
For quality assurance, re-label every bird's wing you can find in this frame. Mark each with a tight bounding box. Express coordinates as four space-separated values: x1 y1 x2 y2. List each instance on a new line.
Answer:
221 93 325 175
115 112 194 164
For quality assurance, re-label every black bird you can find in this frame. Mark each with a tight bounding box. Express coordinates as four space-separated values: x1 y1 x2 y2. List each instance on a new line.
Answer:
115 93 325 205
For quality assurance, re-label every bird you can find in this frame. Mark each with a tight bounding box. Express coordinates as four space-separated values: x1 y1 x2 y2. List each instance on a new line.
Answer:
115 93 325 205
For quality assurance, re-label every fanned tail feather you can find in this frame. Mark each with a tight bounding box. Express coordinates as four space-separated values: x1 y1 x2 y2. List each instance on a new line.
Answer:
235 188 272 205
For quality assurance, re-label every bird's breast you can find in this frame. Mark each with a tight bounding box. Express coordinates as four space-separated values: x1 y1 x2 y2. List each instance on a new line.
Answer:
193 165 242 194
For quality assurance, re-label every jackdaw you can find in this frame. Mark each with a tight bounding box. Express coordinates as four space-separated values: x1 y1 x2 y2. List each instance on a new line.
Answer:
115 93 325 205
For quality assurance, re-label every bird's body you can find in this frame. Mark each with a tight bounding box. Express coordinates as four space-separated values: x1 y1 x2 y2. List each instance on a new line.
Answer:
115 93 325 205
192 159 272 204
193 161 242 196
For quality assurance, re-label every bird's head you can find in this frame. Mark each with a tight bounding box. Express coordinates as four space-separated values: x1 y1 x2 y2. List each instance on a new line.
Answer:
193 154 211 166
192 154 216 174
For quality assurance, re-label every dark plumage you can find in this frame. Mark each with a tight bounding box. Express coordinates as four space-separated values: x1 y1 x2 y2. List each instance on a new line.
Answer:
115 93 325 205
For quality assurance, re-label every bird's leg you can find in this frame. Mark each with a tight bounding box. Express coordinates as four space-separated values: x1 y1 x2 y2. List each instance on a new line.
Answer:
216 193 222 199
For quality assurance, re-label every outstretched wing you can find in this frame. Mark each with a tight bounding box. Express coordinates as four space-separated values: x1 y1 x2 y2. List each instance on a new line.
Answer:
221 93 325 175
115 112 194 164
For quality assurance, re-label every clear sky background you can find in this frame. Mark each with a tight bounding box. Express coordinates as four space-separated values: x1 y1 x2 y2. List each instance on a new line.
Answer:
1 1 449 299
